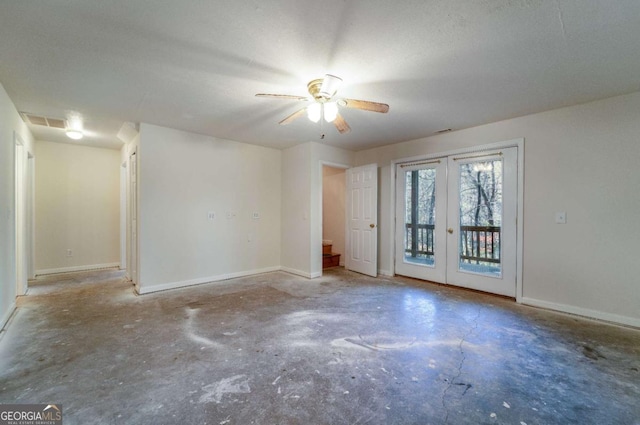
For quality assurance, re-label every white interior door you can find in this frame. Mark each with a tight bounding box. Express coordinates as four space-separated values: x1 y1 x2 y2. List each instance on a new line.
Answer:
394 159 447 283
346 163 378 277
394 147 518 297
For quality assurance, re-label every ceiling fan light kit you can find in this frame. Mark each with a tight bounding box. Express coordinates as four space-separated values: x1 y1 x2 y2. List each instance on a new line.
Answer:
307 103 321 123
256 74 389 135
323 102 338 122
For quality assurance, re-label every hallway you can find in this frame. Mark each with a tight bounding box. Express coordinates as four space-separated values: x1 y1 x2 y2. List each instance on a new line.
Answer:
1 269 639 424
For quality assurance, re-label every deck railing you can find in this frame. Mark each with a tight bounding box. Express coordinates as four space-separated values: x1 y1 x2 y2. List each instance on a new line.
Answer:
405 223 435 258
404 224 501 264
459 225 501 264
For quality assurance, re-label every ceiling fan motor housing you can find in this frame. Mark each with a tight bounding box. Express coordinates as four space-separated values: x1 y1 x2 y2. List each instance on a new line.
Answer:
307 79 328 101
308 74 343 101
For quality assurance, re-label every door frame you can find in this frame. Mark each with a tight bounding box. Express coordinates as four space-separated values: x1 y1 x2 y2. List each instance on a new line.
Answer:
127 149 139 288
390 138 525 302
316 160 350 277
14 132 33 296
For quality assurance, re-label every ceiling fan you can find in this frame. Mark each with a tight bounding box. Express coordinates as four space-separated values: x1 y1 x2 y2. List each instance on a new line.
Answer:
255 74 389 134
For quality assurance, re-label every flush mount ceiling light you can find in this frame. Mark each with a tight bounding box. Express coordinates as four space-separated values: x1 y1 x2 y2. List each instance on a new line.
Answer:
65 130 83 140
65 113 84 140
255 74 389 135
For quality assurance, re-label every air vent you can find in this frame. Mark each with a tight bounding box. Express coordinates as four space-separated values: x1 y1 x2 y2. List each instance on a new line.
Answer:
20 112 67 129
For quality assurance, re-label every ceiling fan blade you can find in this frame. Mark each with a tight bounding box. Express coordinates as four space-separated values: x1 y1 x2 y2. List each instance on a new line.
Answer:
333 113 351 134
341 98 389 113
279 107 307 125
256 94 309 101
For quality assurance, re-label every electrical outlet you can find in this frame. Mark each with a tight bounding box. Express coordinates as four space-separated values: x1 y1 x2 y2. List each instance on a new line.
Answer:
66 249 73 257
207 211 215 220
555 212 567 224
226 211 236 219
252 212 260 220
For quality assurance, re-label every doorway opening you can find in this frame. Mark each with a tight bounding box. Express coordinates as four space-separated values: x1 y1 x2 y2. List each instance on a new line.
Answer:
322 165 346 270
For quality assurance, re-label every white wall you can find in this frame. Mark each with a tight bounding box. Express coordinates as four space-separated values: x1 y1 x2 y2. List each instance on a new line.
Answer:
322 166 346 264
137 123 281 293
35 141 121 274
0 83 35 327
355 91 640 327
281 143 312 277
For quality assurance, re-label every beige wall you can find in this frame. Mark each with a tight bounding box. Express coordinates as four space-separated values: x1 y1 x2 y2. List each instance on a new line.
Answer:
137 124 282 293
322 166 346 264
35 141 121 273
355 91 640 327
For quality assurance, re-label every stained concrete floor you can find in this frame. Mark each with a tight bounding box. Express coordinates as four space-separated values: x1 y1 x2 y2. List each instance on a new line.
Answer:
1 269 639 425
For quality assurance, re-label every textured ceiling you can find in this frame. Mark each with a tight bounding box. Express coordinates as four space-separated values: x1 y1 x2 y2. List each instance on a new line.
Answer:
1 0 639 151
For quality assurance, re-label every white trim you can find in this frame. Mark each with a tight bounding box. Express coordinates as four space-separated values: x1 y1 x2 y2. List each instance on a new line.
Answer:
0 301 17 332
378 269 393 277
388 162 397 276
521 297 640 329
281 266 321 279
515 140 525 303
136 266 282 294
36 262 120 276
389 138 525 300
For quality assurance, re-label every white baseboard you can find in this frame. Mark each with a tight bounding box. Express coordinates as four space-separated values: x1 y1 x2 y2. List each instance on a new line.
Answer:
1 301 17 331
378 269 393 277
280 267 313 279
36 262 120 276
521 297 640 328
136 266 282 295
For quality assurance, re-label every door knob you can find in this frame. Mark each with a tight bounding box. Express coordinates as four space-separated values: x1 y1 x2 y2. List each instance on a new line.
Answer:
370 223 376 228
447 228 454 234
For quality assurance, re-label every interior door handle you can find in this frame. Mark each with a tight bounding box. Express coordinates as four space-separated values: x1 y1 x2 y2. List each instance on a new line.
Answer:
447 228 454 234
370 224 376 228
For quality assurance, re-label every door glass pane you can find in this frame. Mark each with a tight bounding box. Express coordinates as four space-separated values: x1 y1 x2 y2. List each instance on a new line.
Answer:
458 159 503 277
404 168 436 266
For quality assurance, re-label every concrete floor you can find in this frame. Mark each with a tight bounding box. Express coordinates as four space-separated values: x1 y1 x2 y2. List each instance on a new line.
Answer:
1 268 639 425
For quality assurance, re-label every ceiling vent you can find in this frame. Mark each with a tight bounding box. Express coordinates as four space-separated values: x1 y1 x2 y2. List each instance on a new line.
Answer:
20 112 66 129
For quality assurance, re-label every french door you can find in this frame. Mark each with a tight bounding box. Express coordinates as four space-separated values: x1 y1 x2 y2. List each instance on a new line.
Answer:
395 147 518 297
